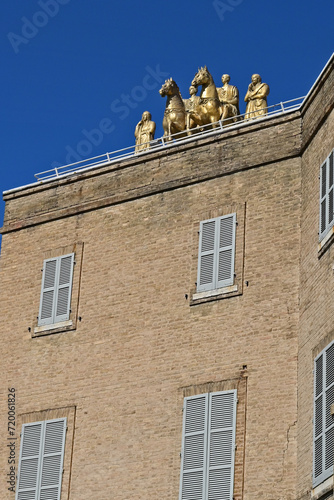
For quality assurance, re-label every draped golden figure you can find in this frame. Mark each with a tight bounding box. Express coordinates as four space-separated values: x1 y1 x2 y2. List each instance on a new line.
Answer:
134 111 156 152
244 74 270 120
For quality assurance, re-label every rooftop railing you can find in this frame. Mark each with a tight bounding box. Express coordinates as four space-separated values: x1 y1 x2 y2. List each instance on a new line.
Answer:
34 96 305 183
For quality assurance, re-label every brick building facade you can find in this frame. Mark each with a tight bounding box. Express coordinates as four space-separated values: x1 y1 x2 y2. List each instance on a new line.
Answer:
0 54 333 500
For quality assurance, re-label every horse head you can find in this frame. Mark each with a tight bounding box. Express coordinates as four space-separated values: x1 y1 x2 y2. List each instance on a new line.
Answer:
159 78 180 98
191 66 212 88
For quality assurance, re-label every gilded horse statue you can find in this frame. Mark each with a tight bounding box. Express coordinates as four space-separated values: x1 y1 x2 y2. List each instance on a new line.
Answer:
159 78 186 141
190 66 222 128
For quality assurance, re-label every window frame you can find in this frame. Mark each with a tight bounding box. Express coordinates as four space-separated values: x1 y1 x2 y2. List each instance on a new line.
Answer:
16 418 67 500
179 390 237 500
196 213 237 293
33 242 83 337
38 253 75 327
313 340 334 487
319 150 334 242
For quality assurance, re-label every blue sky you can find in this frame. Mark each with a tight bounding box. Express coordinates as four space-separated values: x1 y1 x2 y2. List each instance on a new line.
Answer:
0 1 333 248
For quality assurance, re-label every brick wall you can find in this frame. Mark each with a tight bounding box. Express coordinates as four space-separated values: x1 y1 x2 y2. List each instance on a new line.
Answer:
0 109 302 500
1 57 333 499
297 54 334 499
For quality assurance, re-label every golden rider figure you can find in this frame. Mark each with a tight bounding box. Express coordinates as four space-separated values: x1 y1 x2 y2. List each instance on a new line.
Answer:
217 74 240 123
184 85 200 133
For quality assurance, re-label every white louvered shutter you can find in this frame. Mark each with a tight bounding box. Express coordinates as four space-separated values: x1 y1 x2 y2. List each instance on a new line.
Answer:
313 341 334 486
180 394 209 500
180 391 237 500
207 391 237 500
314 352 323 484
198 220 217 292
324 343 334 478
197 215 236 293
319 151 334 240
217 215 236 289
54 255 74 323
16 419 67 500
16 422 43 500
39 419 67 500
38 254 74 326
329 152 334 232
39 259 57 326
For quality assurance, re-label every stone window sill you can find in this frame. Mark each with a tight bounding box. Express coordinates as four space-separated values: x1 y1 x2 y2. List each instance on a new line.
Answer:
33 320 74 337
319 227 334 256
191 284 240 305
312 476 333 500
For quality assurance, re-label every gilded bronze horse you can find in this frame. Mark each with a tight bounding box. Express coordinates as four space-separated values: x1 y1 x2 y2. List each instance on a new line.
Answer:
190 66 222 128
159 78 186 141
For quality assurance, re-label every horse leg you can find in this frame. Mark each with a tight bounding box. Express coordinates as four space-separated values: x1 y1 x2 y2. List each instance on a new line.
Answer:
187 117 198 135
221 104 228 121
186 115 196 136
210 111 220 128
221 106 231 127
174 114 187 139
162 116 169 140
189 110 202 128
163 116 172 142
167 118 173 142
221 105 234 127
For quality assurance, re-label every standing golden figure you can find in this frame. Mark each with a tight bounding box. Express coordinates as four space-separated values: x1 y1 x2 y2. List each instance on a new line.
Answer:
189 66 222 129
159 78 186 141
244 74 270 120
184 85 200 134
134 111 156 152
217 74 240 125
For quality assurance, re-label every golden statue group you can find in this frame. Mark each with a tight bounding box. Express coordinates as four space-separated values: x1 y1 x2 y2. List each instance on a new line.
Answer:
134 67 270 152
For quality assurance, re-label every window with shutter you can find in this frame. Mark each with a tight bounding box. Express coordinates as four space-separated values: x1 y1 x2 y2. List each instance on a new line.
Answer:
197 214 236 293
313 341 334 487
38 254 74 327
179 390 237 500
16 418 67 500
319 150 334 241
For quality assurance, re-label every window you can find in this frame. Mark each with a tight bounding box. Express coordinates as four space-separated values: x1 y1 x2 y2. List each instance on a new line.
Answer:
16 418 67 500
319 150 334 241
179 390 237 500
34 243 83 336
191 207 245 304
38 254 74 327
197 214 236 293
313 341 334 487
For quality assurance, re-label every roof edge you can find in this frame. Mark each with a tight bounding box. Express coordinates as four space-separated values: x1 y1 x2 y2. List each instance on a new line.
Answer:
300 52 334 110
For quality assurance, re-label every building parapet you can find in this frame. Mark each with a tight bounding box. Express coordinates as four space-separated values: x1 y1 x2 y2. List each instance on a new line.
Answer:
30 96 304 185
